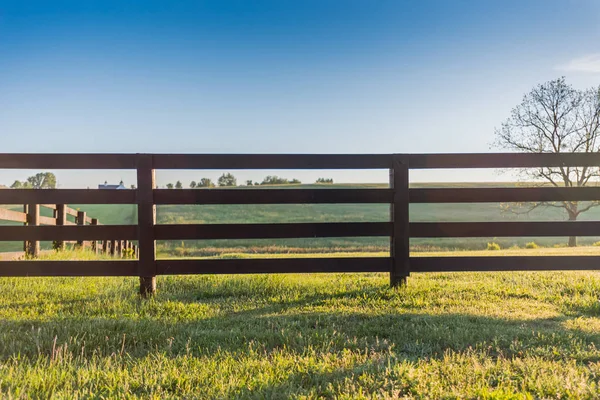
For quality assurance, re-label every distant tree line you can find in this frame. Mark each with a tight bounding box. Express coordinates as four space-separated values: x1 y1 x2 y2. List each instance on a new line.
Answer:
164 173 334 188
10 172 57 189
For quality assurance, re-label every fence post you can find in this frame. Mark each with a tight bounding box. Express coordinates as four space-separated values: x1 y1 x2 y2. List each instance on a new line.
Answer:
23 205 28 253
102 239 108 255
137 154 157 297
91 218 99 254
110 240 116 257
25 204 40 257
55 204 67 251
76 211 87 249
390 155 410 287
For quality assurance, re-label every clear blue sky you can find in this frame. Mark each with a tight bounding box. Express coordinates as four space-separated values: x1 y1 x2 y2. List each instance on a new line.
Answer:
1 0 599 187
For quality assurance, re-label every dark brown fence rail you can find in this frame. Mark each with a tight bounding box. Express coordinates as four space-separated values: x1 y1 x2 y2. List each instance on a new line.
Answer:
1 152 599 297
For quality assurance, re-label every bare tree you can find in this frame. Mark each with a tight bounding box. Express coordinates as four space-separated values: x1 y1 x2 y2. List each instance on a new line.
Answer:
494 77 600 246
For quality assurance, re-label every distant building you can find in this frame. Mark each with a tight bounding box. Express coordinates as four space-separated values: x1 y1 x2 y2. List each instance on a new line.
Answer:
98 181 127 190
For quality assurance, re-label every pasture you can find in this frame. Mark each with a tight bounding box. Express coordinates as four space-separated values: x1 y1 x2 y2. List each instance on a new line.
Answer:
0 248 599 398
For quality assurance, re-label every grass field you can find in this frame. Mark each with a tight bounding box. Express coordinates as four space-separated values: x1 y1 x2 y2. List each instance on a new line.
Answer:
1 248 600 398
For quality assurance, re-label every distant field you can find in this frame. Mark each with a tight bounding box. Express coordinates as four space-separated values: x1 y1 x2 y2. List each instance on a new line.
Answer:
2 182 600 254
1 248 599 397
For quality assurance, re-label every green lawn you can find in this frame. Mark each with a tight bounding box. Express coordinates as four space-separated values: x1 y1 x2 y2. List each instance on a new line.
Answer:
0 249 600 398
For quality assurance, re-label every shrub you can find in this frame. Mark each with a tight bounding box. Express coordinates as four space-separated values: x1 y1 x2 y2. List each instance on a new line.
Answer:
218 173 237 187
525 242 539 249
198 178 215 188
487 242 501 251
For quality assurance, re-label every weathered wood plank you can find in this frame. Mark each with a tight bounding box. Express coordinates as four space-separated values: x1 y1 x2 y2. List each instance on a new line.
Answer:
1 152 598 170
0 225 138 241
0 190 137 205
156 257 390 275
0 208 27 223
410 221 600 238
155 222 391 240
55 204 67 251
76 211 87 248
390 156 410 287
406 153 600 169
136 154 157 296
153 154 392 170
65 207 79 217
0 261 138 276
26 204 40 257
91 219 99 254
0 154 137 169
38 216 57 226
411 256 600 271
410 187 600 203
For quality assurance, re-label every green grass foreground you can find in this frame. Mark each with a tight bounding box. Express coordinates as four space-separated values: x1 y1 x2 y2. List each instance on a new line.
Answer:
1 250 600 397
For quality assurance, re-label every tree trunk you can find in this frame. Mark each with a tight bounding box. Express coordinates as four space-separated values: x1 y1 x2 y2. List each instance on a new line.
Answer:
568 212 577 247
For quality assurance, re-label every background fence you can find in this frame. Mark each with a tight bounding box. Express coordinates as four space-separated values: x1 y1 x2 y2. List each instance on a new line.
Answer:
0 203 138 260
1 153 600 296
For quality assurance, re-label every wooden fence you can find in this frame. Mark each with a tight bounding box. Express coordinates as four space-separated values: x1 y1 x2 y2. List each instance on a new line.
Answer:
1 152 600 297
0 203 139 259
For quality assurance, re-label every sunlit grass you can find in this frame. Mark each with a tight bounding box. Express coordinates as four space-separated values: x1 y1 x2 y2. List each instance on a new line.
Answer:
0 248 599 397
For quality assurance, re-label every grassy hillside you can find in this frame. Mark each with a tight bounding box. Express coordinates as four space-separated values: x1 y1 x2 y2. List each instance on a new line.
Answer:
0 248 599 397
3 182 600 254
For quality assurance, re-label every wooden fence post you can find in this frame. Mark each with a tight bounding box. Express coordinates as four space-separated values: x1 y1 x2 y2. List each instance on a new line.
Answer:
102 239 108 255
25 204 40 257
137 154 157 297
76 211 86 249
390 155 410 287
23 205 28 253
55 204 67 251
110 240 116 257
91 218 99 254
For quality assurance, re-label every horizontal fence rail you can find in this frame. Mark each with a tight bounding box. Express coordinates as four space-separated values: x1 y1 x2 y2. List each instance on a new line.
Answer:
410 187 600 203
1 152 600 296
0 189 137 204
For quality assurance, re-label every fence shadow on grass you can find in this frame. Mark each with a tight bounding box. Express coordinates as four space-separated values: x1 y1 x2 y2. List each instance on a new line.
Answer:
0 306 598 363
